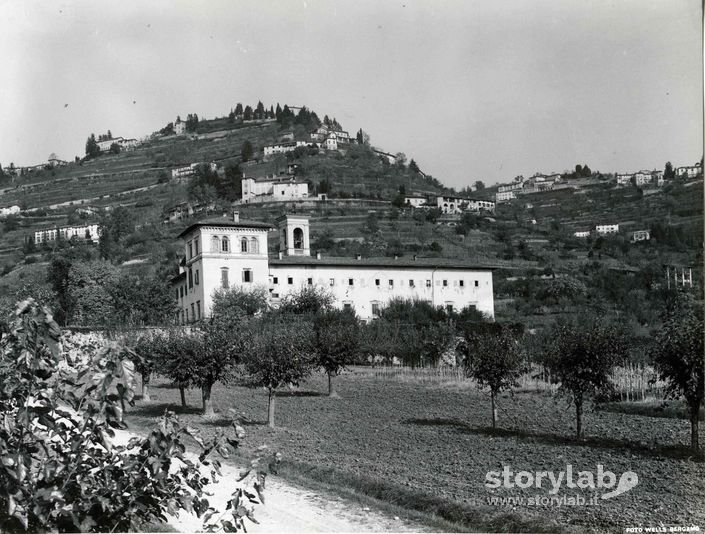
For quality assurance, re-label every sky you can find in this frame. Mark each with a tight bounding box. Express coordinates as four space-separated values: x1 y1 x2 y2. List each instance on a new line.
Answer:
0 0 702 189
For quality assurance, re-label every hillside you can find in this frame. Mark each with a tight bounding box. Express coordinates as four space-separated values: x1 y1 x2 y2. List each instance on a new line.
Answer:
0 105 702 332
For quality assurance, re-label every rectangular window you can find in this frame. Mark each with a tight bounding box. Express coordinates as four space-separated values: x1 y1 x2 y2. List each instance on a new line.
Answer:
194 238 200 255
195 270 199 285
371 302 380 316
288 277 294 285
446 304 453 313
196 301 201 319
426 280 431 288
243 269 252 283
474 280 479 287
348 278 354 286
175 289 179 301
273 277 279 284
329 278 335 286
409 279 415 287
443 279 448 287
343 303 353 311
190 303 195 321
180 286 184 298
459 280 464 287
221 268 229 289
307 277 313 285
188 241 193 259
388 279 394 287
375 279 380 286
188 268 193 289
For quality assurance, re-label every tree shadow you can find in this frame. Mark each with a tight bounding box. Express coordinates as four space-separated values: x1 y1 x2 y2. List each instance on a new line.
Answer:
130 402 203 418
199 417 268 427
402 418 703 461
276 390 326 398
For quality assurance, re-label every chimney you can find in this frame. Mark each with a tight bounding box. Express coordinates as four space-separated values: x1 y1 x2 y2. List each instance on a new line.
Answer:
356 254 362 260
316 252 321 260
278 251 283 260
232 211 240 222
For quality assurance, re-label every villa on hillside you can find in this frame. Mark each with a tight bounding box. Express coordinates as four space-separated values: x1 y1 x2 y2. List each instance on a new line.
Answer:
404 195 427 208
263 141 312 157
172 213 496 323
241 176 309 203
631 230 651 242
676 163 702 179
595 224 619 235
34 223 100 245
436 195 495 214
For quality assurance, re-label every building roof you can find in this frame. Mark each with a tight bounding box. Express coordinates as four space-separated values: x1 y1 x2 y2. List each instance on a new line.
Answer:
269 255 498 270
178 217 274 238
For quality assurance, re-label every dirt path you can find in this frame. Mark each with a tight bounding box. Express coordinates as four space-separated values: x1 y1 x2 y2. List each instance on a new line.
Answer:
111 430 432 533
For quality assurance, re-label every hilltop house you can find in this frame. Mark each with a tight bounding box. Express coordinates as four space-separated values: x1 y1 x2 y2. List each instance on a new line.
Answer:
676 163 702 179
34 223 100 245
48 154 68 167
241 176 309 203
174 118 186 135
172 213 496 323
573 230 591 238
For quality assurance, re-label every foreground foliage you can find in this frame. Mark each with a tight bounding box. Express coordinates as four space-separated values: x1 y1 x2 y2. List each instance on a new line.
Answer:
0 300 266 532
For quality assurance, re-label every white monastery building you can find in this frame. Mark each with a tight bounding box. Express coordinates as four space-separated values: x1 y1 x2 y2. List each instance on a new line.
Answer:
173 213 495 323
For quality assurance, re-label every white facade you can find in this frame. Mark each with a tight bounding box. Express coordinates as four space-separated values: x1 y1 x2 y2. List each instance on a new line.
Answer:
676 164 702 178
616 174 632 186
241 177 308 203
573 230 591 238
595 224 619 235
97 137 123 152
263 141 311 157
34 224 100 244
174 215 272 323
174 119 186 135
404 196 427 208
631 230 650 242
173 214 495 322
495 191 516 202
436 196 495 214
634 171 652 186
497 182 523 193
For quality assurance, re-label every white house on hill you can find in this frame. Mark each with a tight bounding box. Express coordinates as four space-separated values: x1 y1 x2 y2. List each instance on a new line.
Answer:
172 213 495 323
241 176 309 203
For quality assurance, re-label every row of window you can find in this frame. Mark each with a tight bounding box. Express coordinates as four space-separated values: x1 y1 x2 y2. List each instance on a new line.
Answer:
271 276 480 288
220 267 253 289
187 236 262 259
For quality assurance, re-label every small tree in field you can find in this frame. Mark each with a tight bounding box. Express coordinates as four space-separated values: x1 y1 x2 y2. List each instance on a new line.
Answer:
313 309 360 397
243 315 315 428
650 294 704 451
542 318 627 439
462 325 526 429
194 287 269 416
138 330 200 407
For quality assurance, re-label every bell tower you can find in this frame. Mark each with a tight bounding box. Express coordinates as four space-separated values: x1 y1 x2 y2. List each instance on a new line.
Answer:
277 215 310 256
